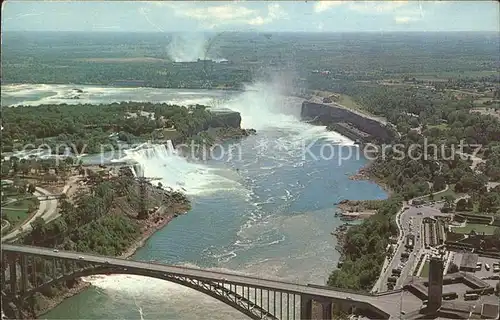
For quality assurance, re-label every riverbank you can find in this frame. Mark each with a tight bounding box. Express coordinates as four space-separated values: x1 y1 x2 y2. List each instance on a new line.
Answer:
31 128 250 317
36 205 187 318
348 161 394 196
335 199 385 218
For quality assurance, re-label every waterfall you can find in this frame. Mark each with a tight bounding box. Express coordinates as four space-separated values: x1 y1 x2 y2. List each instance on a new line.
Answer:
166 140 176 155
119 142 240 195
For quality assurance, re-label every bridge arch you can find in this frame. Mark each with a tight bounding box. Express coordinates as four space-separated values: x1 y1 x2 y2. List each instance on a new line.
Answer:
14 265 278 320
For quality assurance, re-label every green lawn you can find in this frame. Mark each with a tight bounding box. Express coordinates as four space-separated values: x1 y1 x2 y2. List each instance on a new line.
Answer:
336 94 383 119
453 223 497 235
1 197 38 229
420 261 430 278
424 184 459 201
6 198 37 210
1 208 29 222
337 94 364 111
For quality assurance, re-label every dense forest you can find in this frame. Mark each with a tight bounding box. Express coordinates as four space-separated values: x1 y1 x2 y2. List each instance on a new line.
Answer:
328 197 401 290
11 173 190 315
324 81 500 291
0 102 241 154
20 175 189 254
2 32 498 87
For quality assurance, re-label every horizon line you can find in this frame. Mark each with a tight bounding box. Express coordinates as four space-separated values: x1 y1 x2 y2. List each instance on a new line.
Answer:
2 30 499 34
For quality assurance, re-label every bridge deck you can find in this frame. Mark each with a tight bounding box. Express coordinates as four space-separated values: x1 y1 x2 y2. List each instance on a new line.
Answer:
2 244 404 317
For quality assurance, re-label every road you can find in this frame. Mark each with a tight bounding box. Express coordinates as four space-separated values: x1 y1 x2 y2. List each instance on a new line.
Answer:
372 186 449 293
307 96 388 126
374 185 451 293
2 182 58 242
1 220 10 233
3 244 420 318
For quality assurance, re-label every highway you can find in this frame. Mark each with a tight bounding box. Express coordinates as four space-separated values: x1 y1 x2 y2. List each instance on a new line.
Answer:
2 244 414 318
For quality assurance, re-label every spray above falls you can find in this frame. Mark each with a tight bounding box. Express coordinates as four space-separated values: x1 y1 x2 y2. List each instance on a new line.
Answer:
167 33 226 63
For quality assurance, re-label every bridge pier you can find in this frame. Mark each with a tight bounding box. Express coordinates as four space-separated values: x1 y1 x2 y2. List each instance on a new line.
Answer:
300 295 337 320
20 255 28 294
300 295 313 319
320 301 333 320
9 254 18 295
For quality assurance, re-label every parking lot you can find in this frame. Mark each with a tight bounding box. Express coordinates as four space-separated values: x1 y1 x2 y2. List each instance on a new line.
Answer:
451 252 500 281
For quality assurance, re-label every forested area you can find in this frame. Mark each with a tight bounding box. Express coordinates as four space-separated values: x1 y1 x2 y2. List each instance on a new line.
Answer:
20 175 189 255
10 174 189 315
2 32 498 87
327 197 401 290
325 81 500 290
1 102 231 154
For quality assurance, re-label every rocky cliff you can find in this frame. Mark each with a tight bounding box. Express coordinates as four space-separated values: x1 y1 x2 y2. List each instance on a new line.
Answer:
207 108 241 129
301 101 395 143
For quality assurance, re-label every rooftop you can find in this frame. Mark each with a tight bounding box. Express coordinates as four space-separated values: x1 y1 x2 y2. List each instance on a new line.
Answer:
460 252 479 270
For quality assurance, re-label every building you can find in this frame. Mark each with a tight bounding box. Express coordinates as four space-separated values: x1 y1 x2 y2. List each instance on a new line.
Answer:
459 252 478 272
427 256 444 312
481 303 500 319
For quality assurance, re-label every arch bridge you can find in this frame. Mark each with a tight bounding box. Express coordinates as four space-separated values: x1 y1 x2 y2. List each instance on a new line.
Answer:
1 245 396 319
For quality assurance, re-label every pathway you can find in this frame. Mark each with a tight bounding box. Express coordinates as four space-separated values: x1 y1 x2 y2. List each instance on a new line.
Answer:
2 181 59 242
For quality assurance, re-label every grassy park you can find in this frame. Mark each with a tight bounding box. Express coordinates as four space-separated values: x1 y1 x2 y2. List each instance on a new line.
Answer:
453 223 497 235
424 185 459 201
420 261 430 278
1 182 39 232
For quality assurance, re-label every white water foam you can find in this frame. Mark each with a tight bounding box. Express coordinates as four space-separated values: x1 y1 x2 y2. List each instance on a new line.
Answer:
118 142 243 196
1 84 226 107
218 81 354 146
81 262 297 320
6 81 352 317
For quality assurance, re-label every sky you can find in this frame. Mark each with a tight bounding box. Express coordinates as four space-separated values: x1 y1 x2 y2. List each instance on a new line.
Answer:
2 1 499 33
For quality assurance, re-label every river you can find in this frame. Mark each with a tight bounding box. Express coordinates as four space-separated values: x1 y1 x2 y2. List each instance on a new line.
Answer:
1 82 387 319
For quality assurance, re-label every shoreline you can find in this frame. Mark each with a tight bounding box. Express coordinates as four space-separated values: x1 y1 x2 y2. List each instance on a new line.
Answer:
331 161 393 254
349 160 393 196
37 210 183 318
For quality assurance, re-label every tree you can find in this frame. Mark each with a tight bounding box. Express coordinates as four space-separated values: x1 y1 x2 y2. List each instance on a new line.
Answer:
432 175 447 192
456 199 468 212
448 263 459 274
494 228 500 241
442 195 456 213
64 157 74 166
30 217 47 243
1 162 11 176
12 176 22 191
478 192 500 213
27 184 36 194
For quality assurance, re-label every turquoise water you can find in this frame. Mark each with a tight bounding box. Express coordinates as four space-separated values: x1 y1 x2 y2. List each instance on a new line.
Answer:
1 83 387 320
43 135 386 320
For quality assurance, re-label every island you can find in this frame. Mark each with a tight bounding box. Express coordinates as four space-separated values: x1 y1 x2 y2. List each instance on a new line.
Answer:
0 102 256 317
